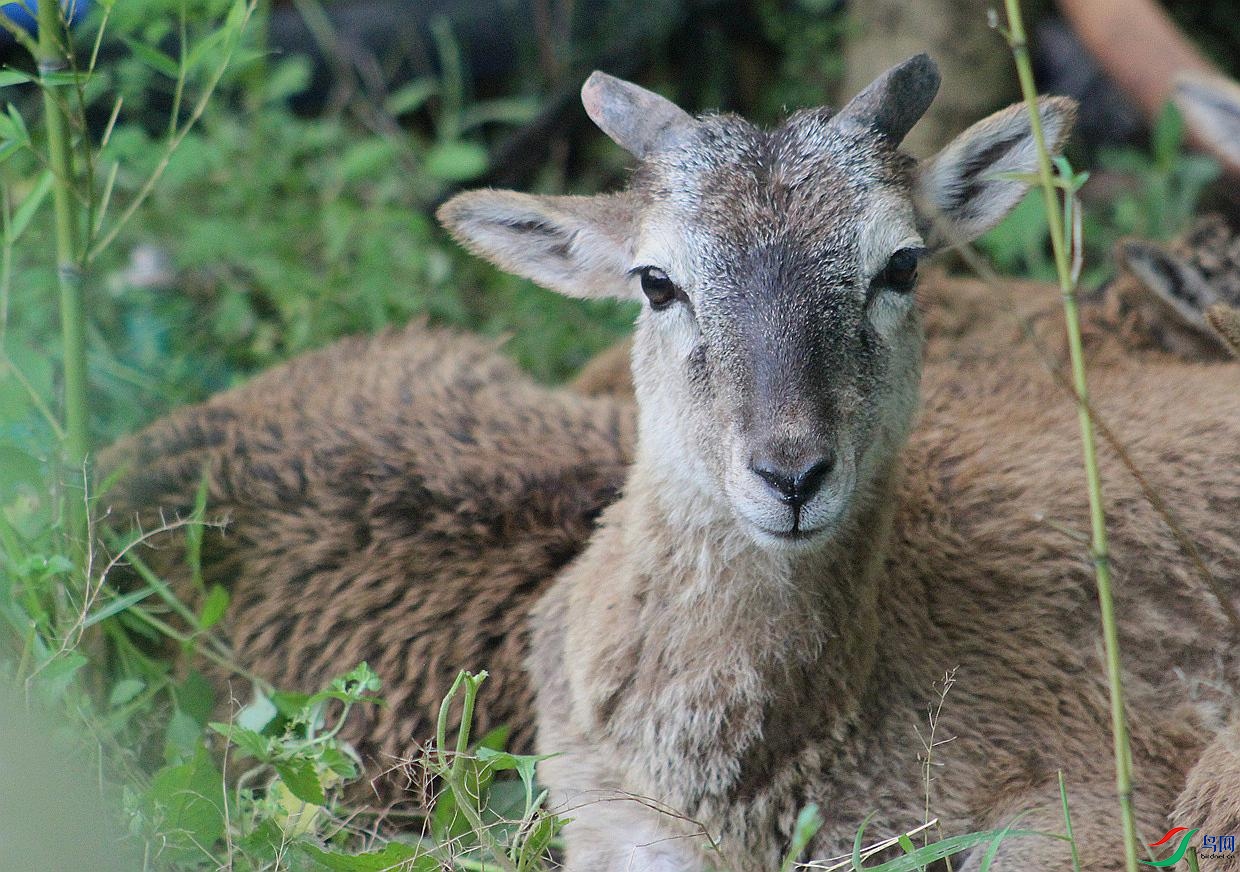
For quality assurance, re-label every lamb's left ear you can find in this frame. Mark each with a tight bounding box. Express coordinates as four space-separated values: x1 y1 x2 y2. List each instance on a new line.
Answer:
437 190 639 300
917 96 1077 248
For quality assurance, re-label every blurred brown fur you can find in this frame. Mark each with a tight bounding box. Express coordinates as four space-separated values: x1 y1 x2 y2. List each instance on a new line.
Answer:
98 323 634 803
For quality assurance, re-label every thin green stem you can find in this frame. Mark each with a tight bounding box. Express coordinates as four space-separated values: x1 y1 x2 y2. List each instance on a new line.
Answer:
38 0 89 554
1058 771 1082 872
168 3 188 139
124 602 265 685
1001 3 1137 871
451 671 484 782
1 352 67 439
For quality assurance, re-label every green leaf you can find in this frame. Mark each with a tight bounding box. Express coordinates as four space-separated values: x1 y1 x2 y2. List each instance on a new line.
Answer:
124 37 181 79
319 746 358 780
276 757 326 806
9 170 53 240
430 776 464 846
459 97 539 132
32 652 87 699
82 585 157 628
517 812 565 869
0 69 31 87
186 473 209 591
296 841 428 872
177 670 215 725
977 813 1034 872
308 662 380 707
780 803 824 872
164 708 204 760
145 747 226 864
6 105 29 146
423 141 488 182
237 818 285 864
226 0 249 32
198 583 229 629
863 829 1060 872
109 678 146 707
1152 101 1185 167
475 746 555 811
209 722 271 760
477 724 511 752
384 78 437 116
39 71 89 88
338 139 397 183
272 689 312 718
184 28 229 73
264 56 312 103
0 140 22 165
0 444 42 496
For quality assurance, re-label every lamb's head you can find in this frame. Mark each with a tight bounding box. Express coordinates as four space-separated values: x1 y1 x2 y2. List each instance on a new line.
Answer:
439 56 1075 549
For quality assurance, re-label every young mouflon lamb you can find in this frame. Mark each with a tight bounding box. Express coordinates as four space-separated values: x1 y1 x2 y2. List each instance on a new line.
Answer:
439 56 1240 871
102 56 1240 868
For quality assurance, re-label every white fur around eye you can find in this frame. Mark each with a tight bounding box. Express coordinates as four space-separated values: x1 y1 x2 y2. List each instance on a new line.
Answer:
644 292 700 358
867 283 916 335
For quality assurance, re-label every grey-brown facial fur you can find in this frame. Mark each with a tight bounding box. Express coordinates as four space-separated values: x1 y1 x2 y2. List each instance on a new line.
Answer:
626 109 924 543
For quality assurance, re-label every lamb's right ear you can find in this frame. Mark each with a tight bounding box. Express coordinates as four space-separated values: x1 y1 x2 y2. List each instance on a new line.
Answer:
917 96 1077 248
437 190 639 300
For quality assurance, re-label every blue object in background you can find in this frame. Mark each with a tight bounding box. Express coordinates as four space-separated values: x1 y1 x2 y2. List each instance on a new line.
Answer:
0 0 92 46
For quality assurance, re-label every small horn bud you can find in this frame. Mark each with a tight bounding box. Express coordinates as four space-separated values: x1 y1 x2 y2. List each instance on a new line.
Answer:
836 53 941 147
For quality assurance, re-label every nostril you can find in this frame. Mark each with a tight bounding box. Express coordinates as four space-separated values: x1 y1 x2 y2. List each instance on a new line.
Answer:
750 451 836 508
751 462 798 504
795 452 836 502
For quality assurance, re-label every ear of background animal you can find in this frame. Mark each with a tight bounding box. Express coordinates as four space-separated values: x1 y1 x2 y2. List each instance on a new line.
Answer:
1120 238 1221 333
580 71 696 159
436 190 639 300
917 96 1078 247
1112 215 1240 361
1174 71 1240 175
1207 304 1240 356
834 52 941 147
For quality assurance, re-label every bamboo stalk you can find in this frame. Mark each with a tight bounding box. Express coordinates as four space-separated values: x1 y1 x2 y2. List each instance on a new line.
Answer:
1000 3 1139 871
36 0 88 552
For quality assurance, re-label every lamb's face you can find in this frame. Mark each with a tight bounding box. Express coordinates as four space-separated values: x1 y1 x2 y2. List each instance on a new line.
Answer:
438 56 1075 551
626 112 924 547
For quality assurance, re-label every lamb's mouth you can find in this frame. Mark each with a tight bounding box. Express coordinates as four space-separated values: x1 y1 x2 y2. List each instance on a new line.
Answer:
746 513 833 546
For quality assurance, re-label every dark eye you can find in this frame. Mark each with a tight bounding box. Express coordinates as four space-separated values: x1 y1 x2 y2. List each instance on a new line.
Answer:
638 266 679 310
874 247 923 295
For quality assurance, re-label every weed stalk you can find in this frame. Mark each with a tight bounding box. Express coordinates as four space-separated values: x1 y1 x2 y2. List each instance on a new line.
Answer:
36 0 88 553
1001 2 1138 870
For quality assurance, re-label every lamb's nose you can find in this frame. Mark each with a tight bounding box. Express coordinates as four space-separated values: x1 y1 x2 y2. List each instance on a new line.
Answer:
750 451 837 508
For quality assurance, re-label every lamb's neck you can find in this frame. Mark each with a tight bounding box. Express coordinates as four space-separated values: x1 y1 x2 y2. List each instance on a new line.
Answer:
618 450 895 716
